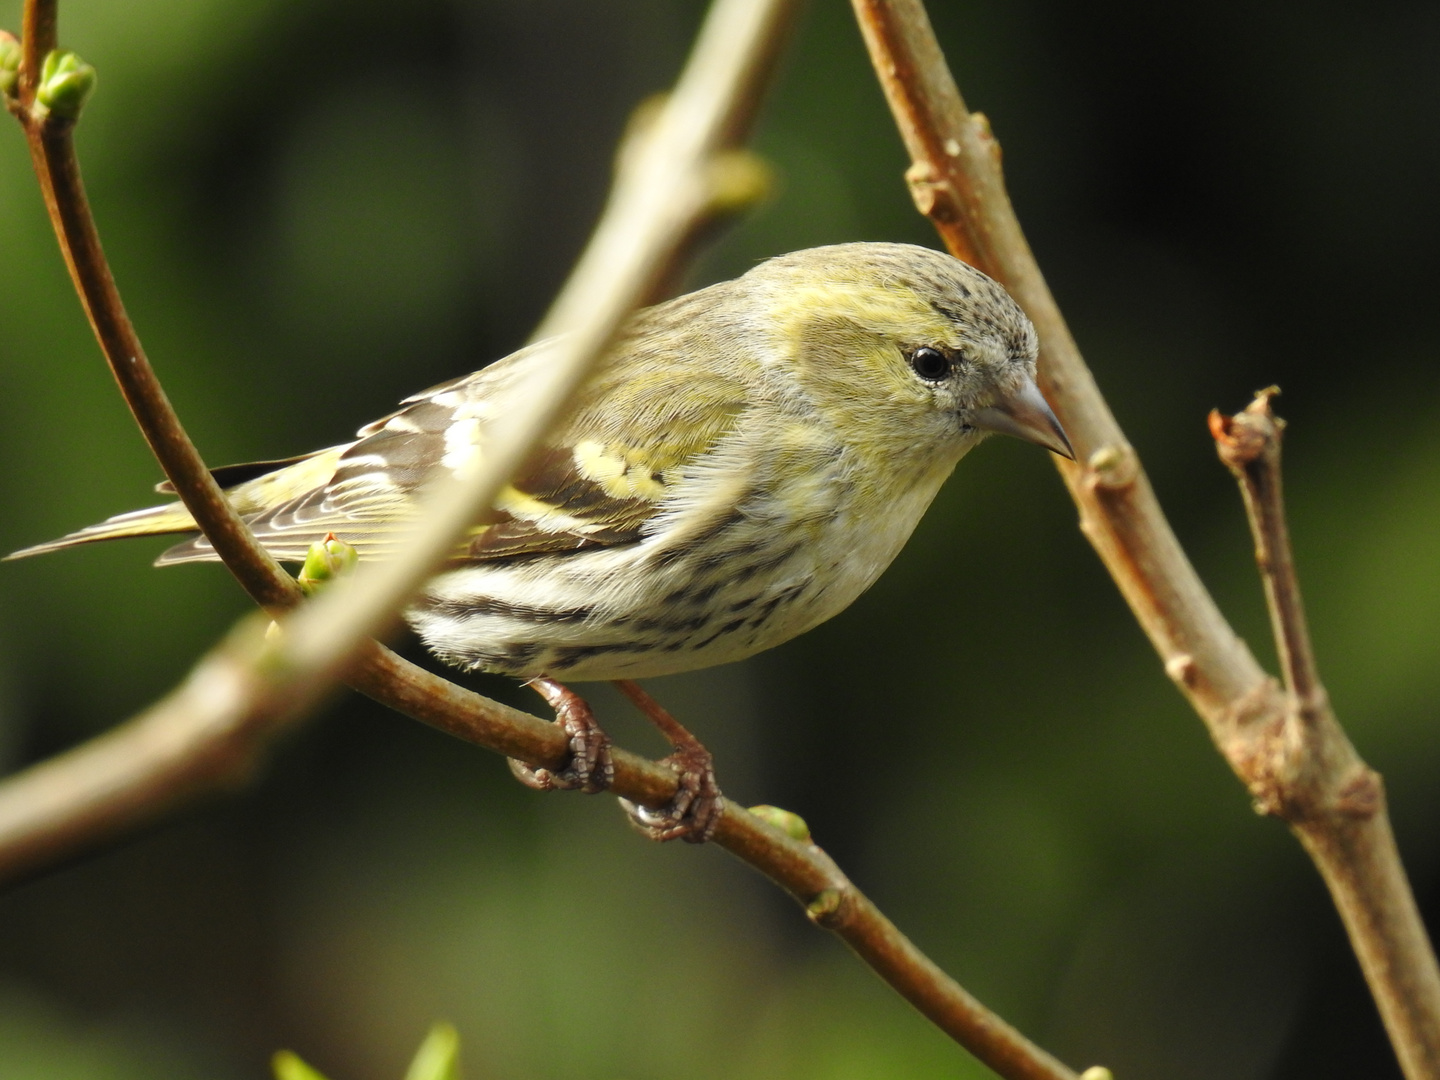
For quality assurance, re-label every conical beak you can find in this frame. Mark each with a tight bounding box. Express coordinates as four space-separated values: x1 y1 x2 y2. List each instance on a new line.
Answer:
970 376 1074 460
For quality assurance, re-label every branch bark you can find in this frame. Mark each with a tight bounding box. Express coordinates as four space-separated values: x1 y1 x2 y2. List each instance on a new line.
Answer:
13 0 298 609
1 2 1085 1078
850 1 1440 1075
1211 392 1440 1076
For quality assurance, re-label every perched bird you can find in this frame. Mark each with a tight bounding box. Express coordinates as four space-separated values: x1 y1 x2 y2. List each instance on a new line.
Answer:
10 242 1070 836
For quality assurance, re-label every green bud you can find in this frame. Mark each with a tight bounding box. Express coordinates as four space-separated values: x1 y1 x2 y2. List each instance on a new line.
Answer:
748 803 811 843
297 533 359 594
0 33 19 99
806 888 843 924
404 1023 460 1080
37 49 96 119
1079 1068 1114 1080
272 1050 332 1080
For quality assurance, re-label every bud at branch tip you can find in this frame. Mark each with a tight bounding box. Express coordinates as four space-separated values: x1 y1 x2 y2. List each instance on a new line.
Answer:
37 50 97 120
0 32 20 99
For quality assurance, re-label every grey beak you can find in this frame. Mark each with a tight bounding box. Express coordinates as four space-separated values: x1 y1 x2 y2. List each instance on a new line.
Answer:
970 376 1074 460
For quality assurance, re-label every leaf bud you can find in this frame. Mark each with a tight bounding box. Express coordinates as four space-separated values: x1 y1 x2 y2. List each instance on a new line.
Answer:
37 49 97 120
0 32 19 98
297 533 359 594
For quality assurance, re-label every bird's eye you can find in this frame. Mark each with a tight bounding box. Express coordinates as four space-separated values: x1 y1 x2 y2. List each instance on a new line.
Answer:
909 346 951 381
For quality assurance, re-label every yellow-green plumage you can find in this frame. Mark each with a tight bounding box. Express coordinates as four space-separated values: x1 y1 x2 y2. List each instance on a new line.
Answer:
9 243 1069 680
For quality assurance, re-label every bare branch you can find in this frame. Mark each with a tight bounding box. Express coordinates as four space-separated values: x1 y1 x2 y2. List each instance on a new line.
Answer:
1208 390 1321 705
14 0 298 609
1 2 1089 1077
272 0 800 687
850 0 1263 716
1211 392 1440 1076
0 0 785 879
850 1 1440 1075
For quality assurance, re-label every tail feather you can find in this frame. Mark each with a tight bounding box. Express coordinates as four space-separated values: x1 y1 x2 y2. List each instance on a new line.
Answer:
6 446 349 564
4 501 200 561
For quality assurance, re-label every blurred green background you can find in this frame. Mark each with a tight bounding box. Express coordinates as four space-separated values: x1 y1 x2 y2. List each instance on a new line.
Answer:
1 0 1438 1077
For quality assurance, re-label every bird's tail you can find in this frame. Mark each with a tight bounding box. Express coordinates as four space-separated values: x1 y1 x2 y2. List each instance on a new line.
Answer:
5 501 200 561
5 448 347 564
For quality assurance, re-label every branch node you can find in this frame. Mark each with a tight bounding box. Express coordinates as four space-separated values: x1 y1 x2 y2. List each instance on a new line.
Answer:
806 887 848 927
904 160 961 223
1210 386 1283 473
1336 766 1384 821
1084 443 1137 491
1164 652 1198 688
1217 677 1298 817
969 110 1001 164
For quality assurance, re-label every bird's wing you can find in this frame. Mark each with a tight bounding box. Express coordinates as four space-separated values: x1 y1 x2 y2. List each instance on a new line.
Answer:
158 336 749 566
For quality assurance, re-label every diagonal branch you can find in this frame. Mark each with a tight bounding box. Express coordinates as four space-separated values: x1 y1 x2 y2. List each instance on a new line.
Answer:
850 1 1440 1075
1211 392 1440 1076
13 0 298 609
0 2 1086 1078
0 0 778 882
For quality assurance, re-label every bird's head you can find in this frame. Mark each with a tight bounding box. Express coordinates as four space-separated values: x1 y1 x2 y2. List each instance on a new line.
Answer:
753 242 1073 465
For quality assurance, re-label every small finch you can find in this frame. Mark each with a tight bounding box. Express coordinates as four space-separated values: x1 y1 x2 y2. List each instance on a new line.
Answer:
10 242 1071 838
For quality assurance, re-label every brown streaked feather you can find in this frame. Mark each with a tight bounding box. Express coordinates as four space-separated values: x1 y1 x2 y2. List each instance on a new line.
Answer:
154 451 333 495
16 316 752 569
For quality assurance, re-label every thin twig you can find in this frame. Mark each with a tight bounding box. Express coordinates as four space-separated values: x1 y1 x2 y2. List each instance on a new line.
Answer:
14 0 298 609
0 0 779 871
273 0 797 686
850 1 1440 1075
0 2 1083 1077
1208 390 1321 705
1211 392 1440 1076
0 617 1077 1080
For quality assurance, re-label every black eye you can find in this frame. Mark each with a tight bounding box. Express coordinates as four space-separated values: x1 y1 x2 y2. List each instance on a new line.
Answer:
909 346 951 381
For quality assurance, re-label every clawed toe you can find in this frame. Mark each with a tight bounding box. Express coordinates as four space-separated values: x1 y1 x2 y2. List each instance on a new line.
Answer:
506 677 722 843
508 677 614 794
613 680 724 844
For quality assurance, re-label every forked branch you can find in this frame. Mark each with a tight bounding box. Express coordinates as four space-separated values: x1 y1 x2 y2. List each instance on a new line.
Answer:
1211 392 1440 1075
0 2 1083 1078
850 1 1440 1075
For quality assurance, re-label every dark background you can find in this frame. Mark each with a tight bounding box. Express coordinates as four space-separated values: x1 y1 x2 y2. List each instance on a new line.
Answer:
1 1 1438 1077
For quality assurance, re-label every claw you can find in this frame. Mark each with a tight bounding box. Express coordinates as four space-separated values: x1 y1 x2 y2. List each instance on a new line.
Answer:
613 680 723 843
508 678 614 794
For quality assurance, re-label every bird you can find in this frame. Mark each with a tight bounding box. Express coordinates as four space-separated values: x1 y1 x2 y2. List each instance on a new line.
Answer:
9 242 1071 839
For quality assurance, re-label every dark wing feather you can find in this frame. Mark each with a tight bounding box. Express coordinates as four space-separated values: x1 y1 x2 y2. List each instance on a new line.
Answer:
159 332 749 567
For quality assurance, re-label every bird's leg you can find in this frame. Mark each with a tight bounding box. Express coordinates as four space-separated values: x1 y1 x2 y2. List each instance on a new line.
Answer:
508 677 614 794
612 679 723 844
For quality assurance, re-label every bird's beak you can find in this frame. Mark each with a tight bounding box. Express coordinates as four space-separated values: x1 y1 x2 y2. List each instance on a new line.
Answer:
970 376 1074 460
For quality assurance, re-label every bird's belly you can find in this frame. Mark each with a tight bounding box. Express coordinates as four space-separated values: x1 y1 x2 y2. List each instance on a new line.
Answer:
406 478 930 682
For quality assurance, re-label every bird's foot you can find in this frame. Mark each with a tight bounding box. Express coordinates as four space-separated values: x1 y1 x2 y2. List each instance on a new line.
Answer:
508 677 614 794
613 680 723 844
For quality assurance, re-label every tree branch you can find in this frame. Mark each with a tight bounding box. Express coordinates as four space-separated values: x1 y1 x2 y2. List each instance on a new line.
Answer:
12 0 299 609
0 2 1089 1078
1211 392 1440 1076
0 0 779 880
850 1 1440 1075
